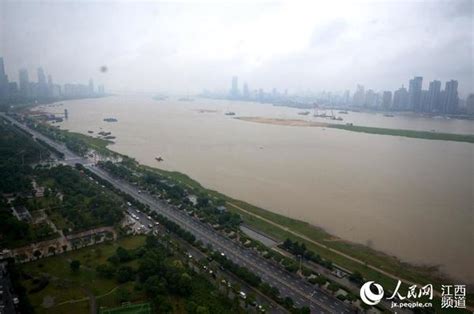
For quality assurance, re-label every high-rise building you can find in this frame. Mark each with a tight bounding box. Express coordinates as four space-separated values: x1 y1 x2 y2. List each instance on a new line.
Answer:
258 88 264 102
428 80 441 113
230 76 239 98
98 85 105 95
408 76 423 111
8 82 18 97
343 90 351 105
0 57 5 77
47 75 54 97
420 90 430 112
382 91 392 109
243 83 249 99
466 94 474 115
29 82 38 98
272 88 277 98
88 79 94 95
442 80 459 114
51 84 62 98
365 89 377 107
352 84 365 107
37 67 46 85
19 69 30 97
37 67 49 98
393 85 409 110
0 57 10 98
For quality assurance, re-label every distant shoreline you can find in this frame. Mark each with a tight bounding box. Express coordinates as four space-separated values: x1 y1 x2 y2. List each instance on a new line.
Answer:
235 116 474 143
235 116 329 127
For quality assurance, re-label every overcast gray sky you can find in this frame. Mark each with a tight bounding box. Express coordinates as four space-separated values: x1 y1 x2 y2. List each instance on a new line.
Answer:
1 0 472 96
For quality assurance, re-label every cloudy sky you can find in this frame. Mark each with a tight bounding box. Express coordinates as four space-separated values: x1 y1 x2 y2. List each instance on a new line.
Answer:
0 0 472 96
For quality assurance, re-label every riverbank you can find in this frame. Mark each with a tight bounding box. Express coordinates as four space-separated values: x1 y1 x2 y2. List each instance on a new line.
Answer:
144 165 474 309
330 124 474 143
235 116 328 127
20 112 474 308
235 116 474 143
145 166 454 285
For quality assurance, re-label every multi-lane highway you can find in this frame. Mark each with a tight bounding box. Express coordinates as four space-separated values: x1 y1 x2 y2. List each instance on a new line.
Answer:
126 207 287 313
1 113 355 313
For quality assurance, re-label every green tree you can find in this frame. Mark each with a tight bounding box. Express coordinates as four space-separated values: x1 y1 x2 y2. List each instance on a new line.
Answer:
196 306 210 314
70 260 81 272
116 265 134 283
96 264 116 279
115 287 130 303
116 246 132 263
144 275 167 296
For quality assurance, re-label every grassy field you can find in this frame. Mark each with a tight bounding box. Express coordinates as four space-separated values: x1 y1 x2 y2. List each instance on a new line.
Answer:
100 302 152 314
65 131 114 155
329 124 474 143
21 236 146 314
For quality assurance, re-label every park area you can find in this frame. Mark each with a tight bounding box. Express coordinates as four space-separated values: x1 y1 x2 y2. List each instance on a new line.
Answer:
20 236 147 314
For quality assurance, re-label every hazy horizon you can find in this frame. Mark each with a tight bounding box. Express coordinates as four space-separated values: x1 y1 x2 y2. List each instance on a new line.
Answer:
1 0 473 96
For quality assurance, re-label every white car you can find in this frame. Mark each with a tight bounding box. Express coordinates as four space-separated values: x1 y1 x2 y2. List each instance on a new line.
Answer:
239 291 247 299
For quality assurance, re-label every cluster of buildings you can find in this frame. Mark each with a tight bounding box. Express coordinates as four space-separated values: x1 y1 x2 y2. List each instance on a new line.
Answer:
352 77 464 114
204 76 473 116
226 76 289 103
0 57 105 103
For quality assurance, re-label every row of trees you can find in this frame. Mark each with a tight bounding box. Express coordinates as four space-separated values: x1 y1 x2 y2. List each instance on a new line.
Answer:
100 160 242 230
282 238 333 270
211 251 262 287
153 213 196 244
28 120 90 156
97 160 315 313
0 121 57 247
0 120 48 194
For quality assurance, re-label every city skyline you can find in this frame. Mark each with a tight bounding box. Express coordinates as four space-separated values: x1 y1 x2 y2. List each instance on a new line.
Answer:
0 1 472 95
0 57 105 101
2 52 470 115
208 74 470 115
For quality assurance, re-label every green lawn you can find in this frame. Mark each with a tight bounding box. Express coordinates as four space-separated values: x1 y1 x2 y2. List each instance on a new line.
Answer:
65 131 114 155
100 302 152 314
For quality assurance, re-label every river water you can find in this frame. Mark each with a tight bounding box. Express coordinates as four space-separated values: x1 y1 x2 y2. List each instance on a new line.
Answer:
40 95 473 283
